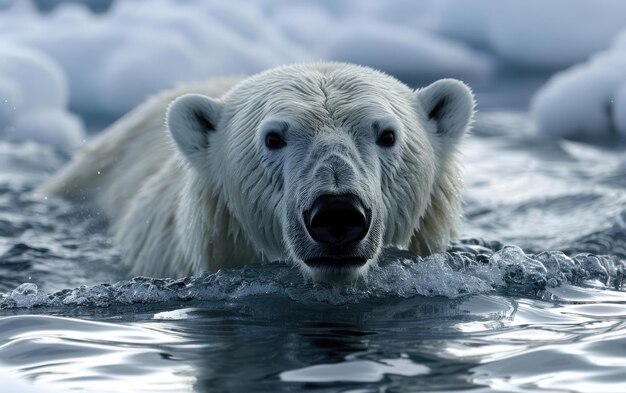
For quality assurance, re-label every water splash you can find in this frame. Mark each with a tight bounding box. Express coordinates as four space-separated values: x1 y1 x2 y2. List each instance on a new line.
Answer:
1 244 623 310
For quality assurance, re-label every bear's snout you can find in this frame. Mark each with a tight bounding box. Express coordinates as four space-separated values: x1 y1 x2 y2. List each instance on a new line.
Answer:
304 194 370 246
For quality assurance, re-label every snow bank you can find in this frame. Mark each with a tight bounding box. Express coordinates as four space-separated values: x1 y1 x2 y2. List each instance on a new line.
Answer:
0 42 85 150
419 0 626 70
0 1 307 119
264 0 626 71
267 1 492 82
530 31 626 139
3 0 626 140
0 0 493 120
320 22 492 83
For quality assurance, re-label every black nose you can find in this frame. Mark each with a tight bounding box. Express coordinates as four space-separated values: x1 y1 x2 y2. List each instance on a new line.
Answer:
305 194 370 245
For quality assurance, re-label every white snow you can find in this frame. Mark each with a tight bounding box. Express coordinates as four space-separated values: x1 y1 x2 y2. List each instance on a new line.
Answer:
0 0 492 122
0 42 85 150
530 31 626 139
2 0 626 148
484 0 626 70
425 0 626 70
320 21 492 82
0 1 307 119
265 1 493 81
263 0 626 70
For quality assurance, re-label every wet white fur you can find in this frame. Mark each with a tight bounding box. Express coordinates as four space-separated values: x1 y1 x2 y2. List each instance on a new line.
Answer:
38 63 474 279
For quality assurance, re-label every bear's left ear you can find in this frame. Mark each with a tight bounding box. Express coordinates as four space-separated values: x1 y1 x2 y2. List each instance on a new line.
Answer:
415 79 475 145
167 93 223 168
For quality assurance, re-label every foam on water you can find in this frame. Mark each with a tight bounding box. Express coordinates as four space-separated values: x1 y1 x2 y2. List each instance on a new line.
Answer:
1 244 623 310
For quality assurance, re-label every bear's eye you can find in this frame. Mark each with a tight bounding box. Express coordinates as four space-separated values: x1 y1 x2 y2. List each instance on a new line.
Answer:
377 129 396 147
265 132 286 150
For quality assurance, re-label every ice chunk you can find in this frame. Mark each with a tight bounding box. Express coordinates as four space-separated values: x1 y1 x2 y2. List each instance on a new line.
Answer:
484 0 626 70
321 21 492 83
3 283 49 308
0 0 497 121
425 0 626 70
530 32 626 139
6 109 85 151
270 4 337 50
3 0 626 133
0 42 85 150
263 0 493 82
0 0 307 119
0 42 67 110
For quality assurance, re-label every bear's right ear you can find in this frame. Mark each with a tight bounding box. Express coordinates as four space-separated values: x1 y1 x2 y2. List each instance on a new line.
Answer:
167 93 223 168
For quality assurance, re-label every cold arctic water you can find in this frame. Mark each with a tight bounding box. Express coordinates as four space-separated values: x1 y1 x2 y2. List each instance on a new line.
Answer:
1 103 626 392
3 1 626 392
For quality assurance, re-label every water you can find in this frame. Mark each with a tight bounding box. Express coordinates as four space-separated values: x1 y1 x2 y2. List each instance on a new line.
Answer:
0 110 625 392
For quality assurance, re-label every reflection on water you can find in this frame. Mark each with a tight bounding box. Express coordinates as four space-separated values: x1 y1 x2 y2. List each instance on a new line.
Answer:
0 111 625 392
279 357 430 383
2 288 626 392
0 315 195 391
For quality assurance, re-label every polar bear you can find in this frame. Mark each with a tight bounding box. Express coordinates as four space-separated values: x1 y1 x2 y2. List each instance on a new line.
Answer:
38 62 474 282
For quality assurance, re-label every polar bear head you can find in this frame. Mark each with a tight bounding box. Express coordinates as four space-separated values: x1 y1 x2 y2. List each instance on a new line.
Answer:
167 63 474 282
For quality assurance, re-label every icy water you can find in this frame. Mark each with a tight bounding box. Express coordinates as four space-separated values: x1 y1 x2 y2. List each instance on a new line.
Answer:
1 109 626 392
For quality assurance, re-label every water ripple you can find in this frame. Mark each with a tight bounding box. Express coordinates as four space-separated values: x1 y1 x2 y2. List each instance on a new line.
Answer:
1 245 623 310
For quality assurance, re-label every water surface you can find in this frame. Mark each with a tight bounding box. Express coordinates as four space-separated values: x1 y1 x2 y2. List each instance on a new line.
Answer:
0 111 625 392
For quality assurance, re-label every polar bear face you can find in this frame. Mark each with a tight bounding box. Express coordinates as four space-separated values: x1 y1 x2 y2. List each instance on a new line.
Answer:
167 63 474 282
